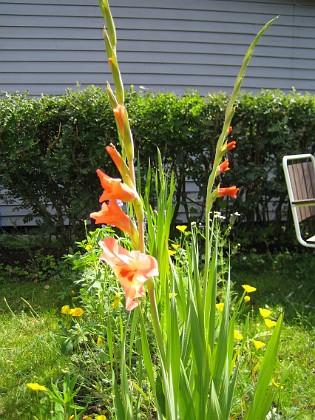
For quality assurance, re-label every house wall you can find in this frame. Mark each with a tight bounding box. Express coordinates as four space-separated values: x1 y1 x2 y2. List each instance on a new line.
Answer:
1 0 315 96
1 0 314 226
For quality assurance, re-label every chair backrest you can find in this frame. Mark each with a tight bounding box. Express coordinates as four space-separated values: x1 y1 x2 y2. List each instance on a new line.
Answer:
283 154 315 248
287 160 315 222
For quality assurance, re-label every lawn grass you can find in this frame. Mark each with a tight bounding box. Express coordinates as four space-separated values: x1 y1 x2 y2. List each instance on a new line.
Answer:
231 249 315 419
0 238 314 419
0 272 75 419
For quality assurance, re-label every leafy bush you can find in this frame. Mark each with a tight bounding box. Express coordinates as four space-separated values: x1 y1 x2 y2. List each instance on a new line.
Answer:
1 87 314 245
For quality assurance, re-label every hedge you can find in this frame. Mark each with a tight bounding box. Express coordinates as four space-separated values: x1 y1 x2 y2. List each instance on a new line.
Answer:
1 86 314 246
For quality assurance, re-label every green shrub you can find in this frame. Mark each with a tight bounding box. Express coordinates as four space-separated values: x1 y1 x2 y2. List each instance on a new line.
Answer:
1 87 314 246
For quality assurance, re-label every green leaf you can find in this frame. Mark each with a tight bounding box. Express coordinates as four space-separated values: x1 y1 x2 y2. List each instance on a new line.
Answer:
244 313 283 419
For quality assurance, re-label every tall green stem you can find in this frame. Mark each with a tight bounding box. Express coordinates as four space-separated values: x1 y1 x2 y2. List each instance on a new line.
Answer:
203 16 279 282
146 278 166 362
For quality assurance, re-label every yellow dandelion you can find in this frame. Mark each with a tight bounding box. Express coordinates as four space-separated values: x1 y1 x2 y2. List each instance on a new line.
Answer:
96 416 107 420
253 340 266 350
265 319 277 328
171 244 180 249
69 307 84 317
168 250 176 256
169 292 177 299
244 295 250 302
176 225 187 232
112 293 121 309
61 305 71 315
216 303 224 312
26 383 47 392
259 308 272 318
85 244 93 252
242 284 257 293
97 336 103 347
234 330 243 341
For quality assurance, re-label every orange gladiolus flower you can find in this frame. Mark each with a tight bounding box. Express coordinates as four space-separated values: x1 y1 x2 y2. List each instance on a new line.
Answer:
217 186 239 199
228 125 233 135
99 237 159 310
96 169 135 203
90 200 133 235
217 159 230 175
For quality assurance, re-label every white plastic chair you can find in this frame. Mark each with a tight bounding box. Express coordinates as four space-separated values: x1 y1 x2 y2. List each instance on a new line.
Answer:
282 154 315 248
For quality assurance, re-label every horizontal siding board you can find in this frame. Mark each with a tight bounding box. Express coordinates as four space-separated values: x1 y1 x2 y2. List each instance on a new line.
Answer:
2 40 315 60
1 65 314 81
1 32 314 49
1 62 314 79
2 28 310 48
2 55 314 71
2 0 315 15
0 216 39 227
2 10 315 30
2 15 315 40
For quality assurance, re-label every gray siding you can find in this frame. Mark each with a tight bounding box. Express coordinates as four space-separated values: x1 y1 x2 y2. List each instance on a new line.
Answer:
1 0 315 96
1 0 314 226
0 190 36 227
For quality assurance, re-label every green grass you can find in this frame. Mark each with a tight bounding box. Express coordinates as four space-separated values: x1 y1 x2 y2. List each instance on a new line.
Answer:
0 257 76 419
0 312 68 419
0 243 314 419
231 249 315 419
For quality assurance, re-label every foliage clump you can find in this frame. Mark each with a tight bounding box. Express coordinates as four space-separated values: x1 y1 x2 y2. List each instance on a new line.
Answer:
1 88 315 246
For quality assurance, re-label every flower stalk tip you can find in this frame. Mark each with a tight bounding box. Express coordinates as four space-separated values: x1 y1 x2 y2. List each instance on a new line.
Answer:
99 0 117 49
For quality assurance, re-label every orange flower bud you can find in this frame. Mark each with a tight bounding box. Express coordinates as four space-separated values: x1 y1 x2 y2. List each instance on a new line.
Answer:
106 145 127 175
113 104 126 135
217 159 230 175
226 141 236 150
113 105 134 161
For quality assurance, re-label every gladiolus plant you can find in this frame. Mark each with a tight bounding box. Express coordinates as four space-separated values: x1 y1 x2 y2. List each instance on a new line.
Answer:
76 1 284 418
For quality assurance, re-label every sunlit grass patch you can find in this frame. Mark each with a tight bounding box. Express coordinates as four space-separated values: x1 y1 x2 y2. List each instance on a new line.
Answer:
0 311 69 418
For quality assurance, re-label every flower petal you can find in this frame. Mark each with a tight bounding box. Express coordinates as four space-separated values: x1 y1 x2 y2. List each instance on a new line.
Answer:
90 201 133 235
98 238 159 311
